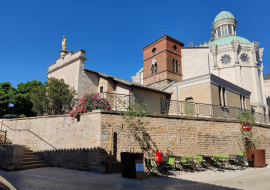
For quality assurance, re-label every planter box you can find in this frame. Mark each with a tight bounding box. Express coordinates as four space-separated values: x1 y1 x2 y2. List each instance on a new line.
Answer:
120 152 143 179
246 149 266 167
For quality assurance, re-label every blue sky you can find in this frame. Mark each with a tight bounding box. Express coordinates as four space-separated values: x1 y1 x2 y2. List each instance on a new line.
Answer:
1 0 270 88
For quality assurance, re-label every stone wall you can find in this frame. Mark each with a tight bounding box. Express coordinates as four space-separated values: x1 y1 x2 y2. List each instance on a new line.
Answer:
99 111 270 161
2 113 102 151
2 110 270 173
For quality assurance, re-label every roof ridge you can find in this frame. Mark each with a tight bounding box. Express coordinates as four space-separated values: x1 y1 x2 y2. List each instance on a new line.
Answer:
84 68 171 94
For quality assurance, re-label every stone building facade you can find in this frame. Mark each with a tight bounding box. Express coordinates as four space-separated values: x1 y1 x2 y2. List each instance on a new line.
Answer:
47 10 270 114
132 10 267 114
47 50 171 101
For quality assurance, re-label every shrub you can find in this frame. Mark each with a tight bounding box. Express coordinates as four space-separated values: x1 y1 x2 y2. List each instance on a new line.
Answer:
30 78 77 116
69 94 111 118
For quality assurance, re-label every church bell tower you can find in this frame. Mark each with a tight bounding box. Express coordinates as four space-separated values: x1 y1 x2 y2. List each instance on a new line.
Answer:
142 35 184 89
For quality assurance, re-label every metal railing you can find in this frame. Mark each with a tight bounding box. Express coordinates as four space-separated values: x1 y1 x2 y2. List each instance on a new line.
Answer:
0 130 11 149
87 93 270 125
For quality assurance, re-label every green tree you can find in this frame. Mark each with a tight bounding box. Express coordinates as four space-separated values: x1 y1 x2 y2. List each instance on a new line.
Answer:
0 82 16 118
120 102 151 151
12 80 43 117
30 78 77 116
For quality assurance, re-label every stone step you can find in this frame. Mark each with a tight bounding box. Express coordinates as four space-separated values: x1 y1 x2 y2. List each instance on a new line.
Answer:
22 163 51 170
19 145 51 170
24 152 36 156
22 161 46 166
24 149 33 152
23 157 43 162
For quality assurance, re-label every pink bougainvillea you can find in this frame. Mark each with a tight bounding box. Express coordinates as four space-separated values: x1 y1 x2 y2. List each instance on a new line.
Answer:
69 94 111 118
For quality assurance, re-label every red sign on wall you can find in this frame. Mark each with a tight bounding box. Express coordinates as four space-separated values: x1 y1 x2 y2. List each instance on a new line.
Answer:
242 122 251 132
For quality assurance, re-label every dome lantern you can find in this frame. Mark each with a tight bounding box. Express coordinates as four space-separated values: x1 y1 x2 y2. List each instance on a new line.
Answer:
212 10 237 40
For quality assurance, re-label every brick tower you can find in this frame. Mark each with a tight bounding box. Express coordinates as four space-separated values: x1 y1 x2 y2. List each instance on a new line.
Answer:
142 35 184 89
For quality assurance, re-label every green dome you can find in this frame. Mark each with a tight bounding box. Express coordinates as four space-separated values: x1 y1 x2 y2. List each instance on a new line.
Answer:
138 68 143 72
208 36 251 47
214 11 235 23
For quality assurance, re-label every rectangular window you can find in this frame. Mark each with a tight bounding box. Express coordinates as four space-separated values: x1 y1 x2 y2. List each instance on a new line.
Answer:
222 26 227 35
219 86 222 106
240 95 242 109
223 87 226 106
243 96 246 109
100 86 103 93
218 28 221 37
228 25 232 34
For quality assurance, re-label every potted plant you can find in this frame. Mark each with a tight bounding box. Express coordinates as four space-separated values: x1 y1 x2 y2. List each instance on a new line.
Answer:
120 102 151 178
237 110 266 167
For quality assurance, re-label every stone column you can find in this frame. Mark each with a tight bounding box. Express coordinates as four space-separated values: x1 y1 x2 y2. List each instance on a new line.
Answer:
210 45 218 68
259 48 267 111
231 40 242 87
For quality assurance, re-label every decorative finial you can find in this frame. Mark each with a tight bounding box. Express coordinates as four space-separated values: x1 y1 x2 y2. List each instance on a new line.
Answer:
161 29 164 36
222 8 224 11
62 36 67 50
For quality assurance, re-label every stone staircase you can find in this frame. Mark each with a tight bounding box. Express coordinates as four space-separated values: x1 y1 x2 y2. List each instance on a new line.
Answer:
21 145 51 170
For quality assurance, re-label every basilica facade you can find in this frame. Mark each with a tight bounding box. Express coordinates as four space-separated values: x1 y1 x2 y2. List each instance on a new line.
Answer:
132 10 267 114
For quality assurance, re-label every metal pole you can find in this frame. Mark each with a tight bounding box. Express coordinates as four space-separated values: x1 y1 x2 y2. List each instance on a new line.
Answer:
4 130 7 149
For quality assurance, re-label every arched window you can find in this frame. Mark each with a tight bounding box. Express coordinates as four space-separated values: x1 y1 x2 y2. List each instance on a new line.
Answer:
176 60 178 73
152 63 157 75
173 59 178 73
172 59 175 72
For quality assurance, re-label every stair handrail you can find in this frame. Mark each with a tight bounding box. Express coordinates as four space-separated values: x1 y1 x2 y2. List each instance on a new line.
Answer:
2 122 57 151
0 129 12 149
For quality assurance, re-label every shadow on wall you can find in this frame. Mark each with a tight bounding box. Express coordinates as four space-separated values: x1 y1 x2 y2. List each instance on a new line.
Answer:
37 147 121 174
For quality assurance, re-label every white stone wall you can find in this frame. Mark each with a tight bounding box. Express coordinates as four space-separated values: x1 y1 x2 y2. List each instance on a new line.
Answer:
181 48 210 80
115 83 131 95
80 71 99 97
264 80 270 109
47 50 87 98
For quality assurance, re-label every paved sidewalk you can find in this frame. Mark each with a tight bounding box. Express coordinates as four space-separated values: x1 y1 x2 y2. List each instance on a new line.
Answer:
0 164 269 190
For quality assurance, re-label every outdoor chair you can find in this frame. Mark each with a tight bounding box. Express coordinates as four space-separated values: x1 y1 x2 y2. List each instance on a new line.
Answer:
237 152 244 156
196 155 209 171
221 154 235 171
187 155 200 171
144 158 156 177
180 156 194 173
221 155 230 166
228 155 238 170
174 156 182 171
213 155 224 172
235 155 247 170
162 156 176 176
247 154 255 168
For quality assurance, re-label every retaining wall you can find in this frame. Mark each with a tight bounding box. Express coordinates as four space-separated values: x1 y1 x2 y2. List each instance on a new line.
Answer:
1 110 270 173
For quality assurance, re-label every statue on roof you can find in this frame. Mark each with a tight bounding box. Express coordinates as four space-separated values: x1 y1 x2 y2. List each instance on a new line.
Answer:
188 42 193 47
62 36 67 50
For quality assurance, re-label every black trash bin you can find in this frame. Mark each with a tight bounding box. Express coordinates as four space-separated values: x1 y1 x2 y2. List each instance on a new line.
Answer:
121 152 144 179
